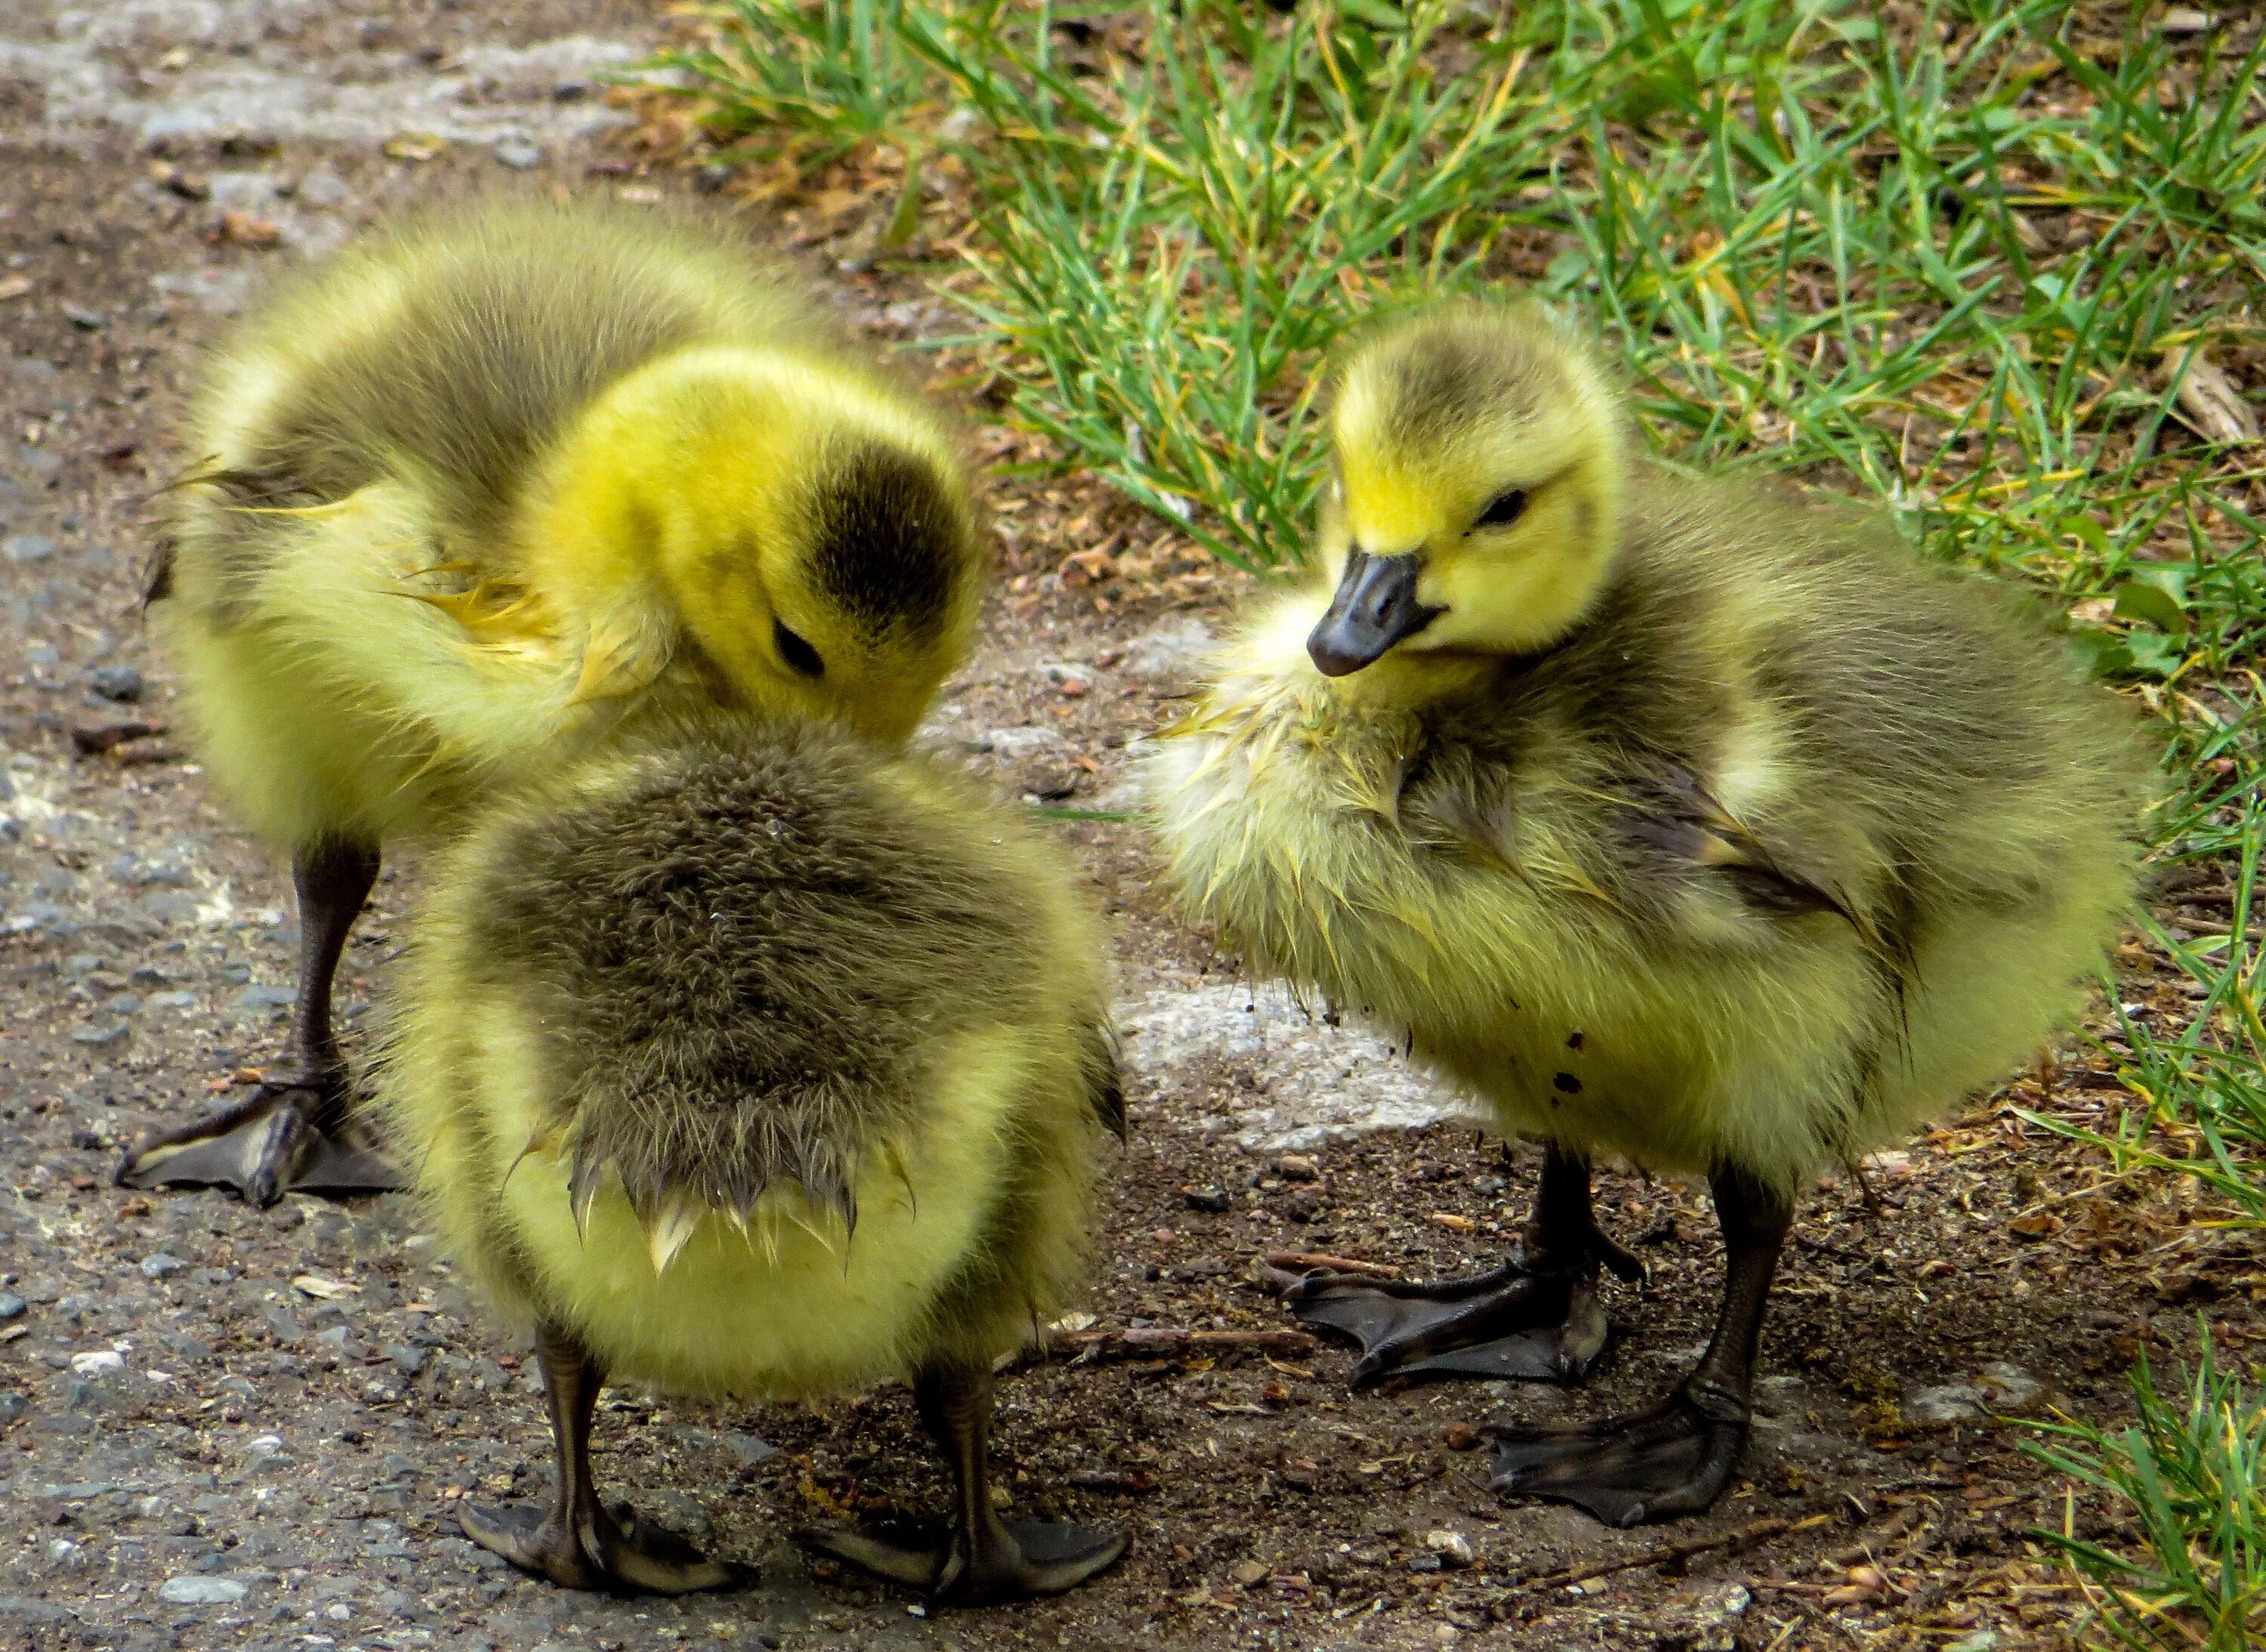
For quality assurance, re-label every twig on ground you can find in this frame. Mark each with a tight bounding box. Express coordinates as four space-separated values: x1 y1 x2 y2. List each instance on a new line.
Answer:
1501 1512 1833 1591
1261 1250 1398 1278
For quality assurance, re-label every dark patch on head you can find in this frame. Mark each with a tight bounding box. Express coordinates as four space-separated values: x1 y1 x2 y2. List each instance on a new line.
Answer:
801 438 965 642
1356 310 1582 462
1552 1071 1583 1095
1564 1030 1584 1051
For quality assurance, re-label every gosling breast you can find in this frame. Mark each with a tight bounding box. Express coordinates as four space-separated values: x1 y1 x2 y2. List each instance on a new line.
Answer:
1147 474 2144 1189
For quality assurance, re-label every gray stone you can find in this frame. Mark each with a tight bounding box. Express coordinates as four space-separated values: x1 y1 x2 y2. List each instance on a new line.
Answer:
88 665 144 702
977 725 1065 760
3 534 57 564
383 1343 428 1376
298 169 350 208
0 1293 24 1320
495 140 543 168
146 990 198 1011
0 1391 26 1425
70 1021 128 1047
723 1429 779 1465
1119 614 1216 678
231 983 297 1020
158 1575 247 1604
1906 1383 1985 1425
0 1597 77 1623
139 1254 187 1280
1117 982 1461 1150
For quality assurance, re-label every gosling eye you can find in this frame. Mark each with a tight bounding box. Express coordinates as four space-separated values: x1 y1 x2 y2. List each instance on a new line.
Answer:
1472 488 1528 530
772 618 824 679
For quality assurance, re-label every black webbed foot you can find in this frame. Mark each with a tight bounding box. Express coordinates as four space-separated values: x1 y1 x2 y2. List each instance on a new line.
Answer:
1275 1261 1611 1385
116 1075 398 1206
797 1518 1127 1605
462 1498 742 1595
1486 1386 1749 1527
1270 1145 1641 1387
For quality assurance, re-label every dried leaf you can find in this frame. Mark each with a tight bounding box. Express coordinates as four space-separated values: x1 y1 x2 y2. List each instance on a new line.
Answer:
384 133 449 162
213 212 280 249
2156 347 2261 446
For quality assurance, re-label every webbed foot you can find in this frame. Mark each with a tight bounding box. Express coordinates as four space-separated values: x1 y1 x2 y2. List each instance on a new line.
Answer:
462 1498 741 1595
116 1075 398 1206
1277 1261 1613 1385
1486 1387 1747 1527
1271 1144 1641 1386
798 1518 1127 1605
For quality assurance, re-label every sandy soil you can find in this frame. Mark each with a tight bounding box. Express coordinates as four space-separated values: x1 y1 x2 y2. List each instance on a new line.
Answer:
1 5 2252 1651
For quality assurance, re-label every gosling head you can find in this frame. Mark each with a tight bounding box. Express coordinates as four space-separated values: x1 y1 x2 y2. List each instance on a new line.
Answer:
529 346 980 743
1307 304 1625 681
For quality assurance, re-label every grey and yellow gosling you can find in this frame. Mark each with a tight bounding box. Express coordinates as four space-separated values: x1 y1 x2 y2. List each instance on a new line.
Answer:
384 714 1126 1601
1147 302 2145 1525
122 198 979 1206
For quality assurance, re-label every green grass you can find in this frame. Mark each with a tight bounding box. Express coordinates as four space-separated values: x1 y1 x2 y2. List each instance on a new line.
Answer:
667 2 2265 662
2026 1333 2266 1651
656 5 2266 1638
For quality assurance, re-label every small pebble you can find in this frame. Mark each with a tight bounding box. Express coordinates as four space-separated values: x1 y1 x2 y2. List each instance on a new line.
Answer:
3 533 57 564
1424 1529 1474 1567
495 140 542 170
1441 1421 1479 1451
140 1253 187 1280
70 1021 128 1047
88 665 143 702
159 1576 248 1605
63 307 104 331
1184 1185 1230 1213
0 1292 25 1320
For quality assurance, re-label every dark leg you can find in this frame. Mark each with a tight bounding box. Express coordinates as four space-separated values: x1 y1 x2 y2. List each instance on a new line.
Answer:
798 1363 1126 1605
1486 1163 1792 1526
1273 1144 1641 1385
119 837 398 1205
460 1323 738 1594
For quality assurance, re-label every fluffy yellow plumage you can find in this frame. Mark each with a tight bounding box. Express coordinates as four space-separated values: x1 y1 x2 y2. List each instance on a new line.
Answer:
122 199 982 1206
385 715 1127 1600
1147 301 2147 1526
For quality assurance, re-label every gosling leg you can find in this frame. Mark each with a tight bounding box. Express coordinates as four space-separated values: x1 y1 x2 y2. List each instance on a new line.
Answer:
118 837 398 1205
1486 1162 1791 1526
798 1362 1128 1604
1276 1144 1640 1385
461 1323 739 1594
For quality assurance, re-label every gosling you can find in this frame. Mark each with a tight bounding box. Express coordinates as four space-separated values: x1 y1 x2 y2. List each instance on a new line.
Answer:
1145 301 2144 1524
385 715 1127 1601
122 199 979 1205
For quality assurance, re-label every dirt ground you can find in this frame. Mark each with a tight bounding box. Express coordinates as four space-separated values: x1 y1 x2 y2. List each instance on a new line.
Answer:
1 4 2254 1651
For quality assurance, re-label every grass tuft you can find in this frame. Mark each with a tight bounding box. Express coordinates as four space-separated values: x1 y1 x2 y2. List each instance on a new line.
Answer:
2025 1332 2266 1652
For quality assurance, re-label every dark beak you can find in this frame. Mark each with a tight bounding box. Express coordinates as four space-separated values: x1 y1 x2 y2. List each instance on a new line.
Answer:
1307 551 1441 677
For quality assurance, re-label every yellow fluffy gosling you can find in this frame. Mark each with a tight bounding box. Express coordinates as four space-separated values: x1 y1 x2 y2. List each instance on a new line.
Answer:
1145 302 2144 1525
122 199 979 1206
387 715 1126 1601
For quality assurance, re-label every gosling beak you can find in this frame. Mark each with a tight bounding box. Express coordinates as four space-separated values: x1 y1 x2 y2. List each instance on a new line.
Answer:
1307 550 1441 678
